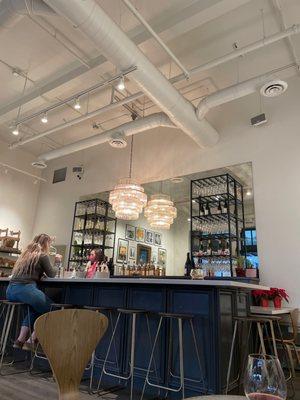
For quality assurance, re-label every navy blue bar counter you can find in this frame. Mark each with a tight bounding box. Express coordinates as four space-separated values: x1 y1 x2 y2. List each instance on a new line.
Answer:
0 277 268 397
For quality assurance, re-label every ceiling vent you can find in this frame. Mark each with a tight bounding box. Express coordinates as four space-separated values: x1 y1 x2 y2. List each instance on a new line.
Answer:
260 80 288 97
109 132 127 148
32 160 47 169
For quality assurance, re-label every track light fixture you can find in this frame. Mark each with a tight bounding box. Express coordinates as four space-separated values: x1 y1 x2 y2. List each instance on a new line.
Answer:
12 125 19 135
117 75 125 91
74 98 81 110
41 113 48 124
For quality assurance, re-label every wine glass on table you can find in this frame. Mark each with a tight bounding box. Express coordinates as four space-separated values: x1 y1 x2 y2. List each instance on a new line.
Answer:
244 354 287 400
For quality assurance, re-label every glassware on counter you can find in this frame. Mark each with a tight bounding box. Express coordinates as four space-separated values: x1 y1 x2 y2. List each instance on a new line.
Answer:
244 354 287 400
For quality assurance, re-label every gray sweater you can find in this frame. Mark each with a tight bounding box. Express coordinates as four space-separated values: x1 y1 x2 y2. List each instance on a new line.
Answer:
11 254 57 284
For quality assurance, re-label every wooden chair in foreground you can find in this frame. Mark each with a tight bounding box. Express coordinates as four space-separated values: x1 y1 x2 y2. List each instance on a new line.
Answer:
35 309 108 400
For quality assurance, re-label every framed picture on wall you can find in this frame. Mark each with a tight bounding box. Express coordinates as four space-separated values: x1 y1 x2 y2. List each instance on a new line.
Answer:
154 233 162 246
137 244 151 264
157 248 167 267
125 224 136 240
117 239 128 263
151 249 158 264
135 227 145 242
145 230 154 245
129 245 136 260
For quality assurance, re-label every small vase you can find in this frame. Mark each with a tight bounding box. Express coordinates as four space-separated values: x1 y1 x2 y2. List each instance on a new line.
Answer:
261 298 269 307
273 297 282 309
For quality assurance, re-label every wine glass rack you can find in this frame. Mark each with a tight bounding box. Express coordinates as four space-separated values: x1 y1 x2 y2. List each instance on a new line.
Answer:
68 198 117 270
190 173 246 277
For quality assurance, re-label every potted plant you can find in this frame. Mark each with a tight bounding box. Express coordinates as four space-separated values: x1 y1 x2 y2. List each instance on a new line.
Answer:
269 288 289 309
245 259 257 278
235 256 246 277
252 289 270 307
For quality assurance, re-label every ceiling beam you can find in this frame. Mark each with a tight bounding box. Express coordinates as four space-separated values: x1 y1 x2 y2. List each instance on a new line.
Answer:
0 0 250 120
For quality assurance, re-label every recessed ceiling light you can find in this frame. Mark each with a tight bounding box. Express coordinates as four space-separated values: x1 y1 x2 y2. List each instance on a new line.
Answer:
41 113 48 124
246 189 252 196
32 160 47 169
187 218 191 222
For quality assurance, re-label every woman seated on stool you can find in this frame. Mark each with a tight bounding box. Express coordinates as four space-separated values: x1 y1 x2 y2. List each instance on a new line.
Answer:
6 233 61 351
85 249 103 278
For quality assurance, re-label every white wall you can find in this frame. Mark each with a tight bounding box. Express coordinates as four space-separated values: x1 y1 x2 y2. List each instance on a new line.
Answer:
33 75 300 307
0 138 41 247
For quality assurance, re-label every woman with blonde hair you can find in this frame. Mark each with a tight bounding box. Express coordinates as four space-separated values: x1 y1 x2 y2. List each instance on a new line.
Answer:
6 233 61 350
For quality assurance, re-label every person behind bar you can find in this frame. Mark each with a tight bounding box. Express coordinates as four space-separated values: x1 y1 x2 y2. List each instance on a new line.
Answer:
6 233 61 351
85 248 103 278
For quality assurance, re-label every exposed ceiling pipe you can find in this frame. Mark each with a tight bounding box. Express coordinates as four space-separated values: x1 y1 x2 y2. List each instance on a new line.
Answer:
122 0 189 79
170 23 300 84
0 161 46 182
10 92 143 149
44 0 219 148
38 112 176 162
196 64 292 119
0 0 55 30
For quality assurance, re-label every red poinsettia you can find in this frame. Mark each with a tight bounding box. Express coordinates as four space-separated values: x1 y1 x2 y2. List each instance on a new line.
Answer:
269 288 289 302
252 289 270 300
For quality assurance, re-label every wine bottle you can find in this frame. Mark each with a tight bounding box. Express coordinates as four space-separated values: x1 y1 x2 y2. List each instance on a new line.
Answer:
205 203 210 215
222 200 228 214
184 252 192 277
218 201 222 214
200 204 205 216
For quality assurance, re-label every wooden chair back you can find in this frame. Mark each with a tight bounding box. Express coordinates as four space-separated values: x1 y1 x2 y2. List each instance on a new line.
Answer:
35 309 108 400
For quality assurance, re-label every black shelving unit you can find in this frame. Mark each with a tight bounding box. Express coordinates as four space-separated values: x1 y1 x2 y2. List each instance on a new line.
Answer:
68 198 117 270
190 173 246 277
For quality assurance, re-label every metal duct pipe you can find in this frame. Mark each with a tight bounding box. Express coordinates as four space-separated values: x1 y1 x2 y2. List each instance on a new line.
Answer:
0 0 55 29
38 112 176 162
196 69 287 120
44 0 219 148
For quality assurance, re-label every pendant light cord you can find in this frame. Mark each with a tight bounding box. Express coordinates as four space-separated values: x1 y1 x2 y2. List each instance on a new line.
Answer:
129 135 134 178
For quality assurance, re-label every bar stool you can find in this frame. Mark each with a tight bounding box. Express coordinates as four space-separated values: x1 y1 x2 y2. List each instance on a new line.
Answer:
226 315 293 394
141 312 205 400
83 305 120 393
30 302 74 372
97 308 157 400
0 300 32 375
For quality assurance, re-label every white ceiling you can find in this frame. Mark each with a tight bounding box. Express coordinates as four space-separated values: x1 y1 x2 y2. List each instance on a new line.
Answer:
0 0 299 157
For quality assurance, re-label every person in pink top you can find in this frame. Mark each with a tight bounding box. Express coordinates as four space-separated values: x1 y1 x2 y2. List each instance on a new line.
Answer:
85 249 103 278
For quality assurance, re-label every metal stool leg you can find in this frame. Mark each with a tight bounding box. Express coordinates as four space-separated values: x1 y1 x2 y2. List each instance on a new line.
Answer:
140 316 163 400
0 304 14 370
130 313 136 400
178 318 184 400
189 319 206 393
97 312 121 392
257 322 266 355
226 319 238 394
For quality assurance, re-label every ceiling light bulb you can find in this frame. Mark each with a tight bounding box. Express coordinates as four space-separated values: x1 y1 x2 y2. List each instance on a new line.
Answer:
74 98 81 110
41 113 48 124
246 190 252 196
117 76 125 91
12 125 19 135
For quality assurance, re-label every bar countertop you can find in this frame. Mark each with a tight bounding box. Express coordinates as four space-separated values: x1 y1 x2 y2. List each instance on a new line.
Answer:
0 277 269 290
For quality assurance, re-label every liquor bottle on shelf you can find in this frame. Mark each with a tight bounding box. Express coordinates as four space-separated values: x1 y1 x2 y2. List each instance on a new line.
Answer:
184 252 192 277
218 201 222 214
204 203 210 216
222 200 228 214
200 204 205 216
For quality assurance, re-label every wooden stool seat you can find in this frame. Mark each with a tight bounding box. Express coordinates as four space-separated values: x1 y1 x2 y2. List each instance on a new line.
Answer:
35 309 108 400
